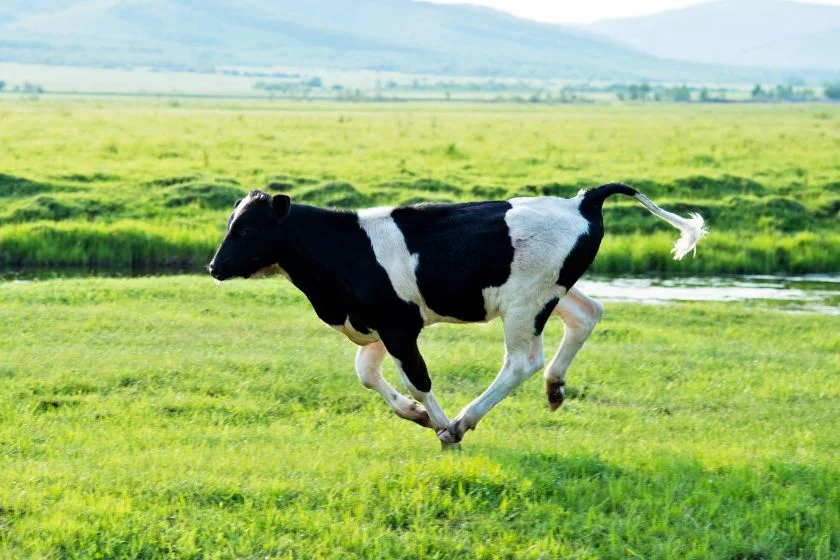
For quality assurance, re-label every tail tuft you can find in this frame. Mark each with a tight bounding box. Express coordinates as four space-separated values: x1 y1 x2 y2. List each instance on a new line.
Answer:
632 194 708 260
671 212 708 260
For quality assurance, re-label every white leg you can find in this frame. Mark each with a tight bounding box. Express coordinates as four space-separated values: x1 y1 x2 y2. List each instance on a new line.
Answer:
393 359 451 432
355 342 432 428
544 287 603 410
438 314 545 444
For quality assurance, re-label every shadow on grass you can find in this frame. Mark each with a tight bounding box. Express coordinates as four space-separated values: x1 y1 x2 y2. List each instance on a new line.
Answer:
456 447 839 559
0 173 76 198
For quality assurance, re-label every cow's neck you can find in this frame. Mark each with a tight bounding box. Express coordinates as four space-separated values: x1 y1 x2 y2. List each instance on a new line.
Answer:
271 205 356 326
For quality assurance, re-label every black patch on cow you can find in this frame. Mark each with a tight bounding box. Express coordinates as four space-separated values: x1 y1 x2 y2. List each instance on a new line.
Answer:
379 330 431 393
273 205 425 335
556 226 603 290
213 197 424 336
534 297 559 336
348 314 371 335
556 198 604 289
390 201 514 322
556 184 639 290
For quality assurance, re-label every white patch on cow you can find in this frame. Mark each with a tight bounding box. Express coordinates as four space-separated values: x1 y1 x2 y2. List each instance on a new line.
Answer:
357 207 437 323
358 206 395 220
358 208 422 305
482 196 587 320
228 194 252 230
358 207 467 326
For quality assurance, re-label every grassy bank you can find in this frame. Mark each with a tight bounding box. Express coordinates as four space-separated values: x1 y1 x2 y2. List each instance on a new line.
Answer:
0 275 837 558
0 98 838 273
2 221 839 274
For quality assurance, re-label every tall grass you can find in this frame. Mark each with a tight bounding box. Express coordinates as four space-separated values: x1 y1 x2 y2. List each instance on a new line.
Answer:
2 221 838 274
0 99 838 274
0 221 217 267
595 231 840 275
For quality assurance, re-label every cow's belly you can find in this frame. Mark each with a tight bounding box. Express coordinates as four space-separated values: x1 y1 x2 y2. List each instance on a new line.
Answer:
331 318 380 345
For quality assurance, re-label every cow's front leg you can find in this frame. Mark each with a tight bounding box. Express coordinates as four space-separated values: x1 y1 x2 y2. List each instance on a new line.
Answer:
355 341 432 428
379 330 452 439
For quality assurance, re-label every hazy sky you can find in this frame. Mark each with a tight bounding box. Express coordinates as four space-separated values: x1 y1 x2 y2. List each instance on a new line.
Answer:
425 0 840 24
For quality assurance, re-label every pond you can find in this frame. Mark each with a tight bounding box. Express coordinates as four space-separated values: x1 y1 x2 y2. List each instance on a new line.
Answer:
577 275 840 315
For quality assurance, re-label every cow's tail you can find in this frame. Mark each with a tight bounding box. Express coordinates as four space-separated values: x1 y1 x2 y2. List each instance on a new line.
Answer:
580 182 707 260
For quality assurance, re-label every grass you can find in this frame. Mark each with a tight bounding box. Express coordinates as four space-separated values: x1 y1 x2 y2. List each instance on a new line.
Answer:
0 97 839 273
0 275 838 558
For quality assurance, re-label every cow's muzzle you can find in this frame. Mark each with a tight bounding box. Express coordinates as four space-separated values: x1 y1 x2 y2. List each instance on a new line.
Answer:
207 262 230 281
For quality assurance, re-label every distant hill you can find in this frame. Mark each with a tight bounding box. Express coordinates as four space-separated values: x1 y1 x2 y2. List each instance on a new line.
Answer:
587 0 840 71
0 0 837 83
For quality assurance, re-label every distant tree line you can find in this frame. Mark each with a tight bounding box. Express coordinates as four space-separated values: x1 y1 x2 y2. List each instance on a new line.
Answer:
0 82 44 93
248 75 840 103
750 84 818 101
370 79 596 103
613 83 729 102
222 70 300 79
610 82 837 102
822 83 840 100
396 79 521 92
253 76 324 94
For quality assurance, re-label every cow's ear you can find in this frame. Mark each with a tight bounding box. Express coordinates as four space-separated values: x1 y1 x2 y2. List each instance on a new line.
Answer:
272 194 291 220
233 198 243 208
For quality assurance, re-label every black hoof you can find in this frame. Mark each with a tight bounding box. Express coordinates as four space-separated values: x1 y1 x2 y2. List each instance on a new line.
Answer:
546 380 565 411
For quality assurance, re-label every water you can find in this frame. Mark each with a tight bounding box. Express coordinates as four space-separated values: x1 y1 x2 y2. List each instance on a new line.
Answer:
577 275 840 315
1 267 838 314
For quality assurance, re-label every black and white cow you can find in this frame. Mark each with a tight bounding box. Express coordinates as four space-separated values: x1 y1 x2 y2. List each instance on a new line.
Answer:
208 183 706 446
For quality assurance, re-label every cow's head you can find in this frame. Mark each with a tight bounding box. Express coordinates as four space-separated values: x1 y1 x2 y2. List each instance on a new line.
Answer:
208 190 291 281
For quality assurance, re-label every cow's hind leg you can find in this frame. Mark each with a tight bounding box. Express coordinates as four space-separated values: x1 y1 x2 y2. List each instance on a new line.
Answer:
356 341 432 428
544 288 603 410
438 311 545 444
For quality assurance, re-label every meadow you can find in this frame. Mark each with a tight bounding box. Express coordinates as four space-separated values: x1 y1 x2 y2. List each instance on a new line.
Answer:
0 97 839 558
0 276 838 559
0 97 839 273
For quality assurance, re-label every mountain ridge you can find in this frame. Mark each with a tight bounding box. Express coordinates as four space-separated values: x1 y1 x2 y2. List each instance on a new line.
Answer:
587 0 840 71
0 0 837 82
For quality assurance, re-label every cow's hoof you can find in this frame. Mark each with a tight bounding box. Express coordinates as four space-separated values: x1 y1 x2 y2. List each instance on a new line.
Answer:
397 403 433 428
437 428 460 444
441 441 462 452
437 419 468 444
546 380 565 411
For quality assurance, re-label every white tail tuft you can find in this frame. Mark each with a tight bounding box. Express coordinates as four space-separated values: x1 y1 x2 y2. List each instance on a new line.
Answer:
633 194 708 260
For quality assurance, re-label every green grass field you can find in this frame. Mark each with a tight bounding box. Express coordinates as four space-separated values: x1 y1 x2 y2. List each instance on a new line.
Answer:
0 276 838 558
1 97 838 557
1 98 838 273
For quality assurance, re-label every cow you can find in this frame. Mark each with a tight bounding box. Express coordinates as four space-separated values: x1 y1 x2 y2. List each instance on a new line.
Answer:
208 183 706 447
